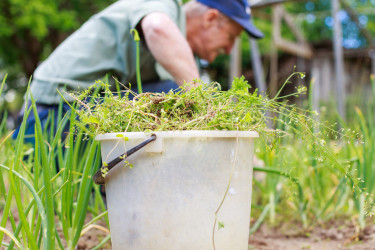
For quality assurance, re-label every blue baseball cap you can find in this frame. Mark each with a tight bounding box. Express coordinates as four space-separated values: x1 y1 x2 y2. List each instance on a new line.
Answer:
196 0 264 39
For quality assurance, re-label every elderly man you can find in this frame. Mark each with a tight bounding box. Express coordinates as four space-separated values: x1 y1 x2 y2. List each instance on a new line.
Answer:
15 0 263 142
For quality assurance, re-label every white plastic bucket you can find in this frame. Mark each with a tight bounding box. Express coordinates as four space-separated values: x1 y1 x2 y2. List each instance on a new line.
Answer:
96 130 258 250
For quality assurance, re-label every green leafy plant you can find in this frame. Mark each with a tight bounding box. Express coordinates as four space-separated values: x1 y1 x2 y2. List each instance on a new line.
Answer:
0 75 109 249
130 29 142 94
69 74 303 134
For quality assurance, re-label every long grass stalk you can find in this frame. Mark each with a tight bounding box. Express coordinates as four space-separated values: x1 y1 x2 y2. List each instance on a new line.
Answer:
0 172 14 244
0 75 109 248
6 169 65 249
0 164 6 203
8 168 38 249
30 93 56 249
0 85 32 244
0 107 11 200
0 131 14 156
90 185 109 225
348 75 375 227
31 125 40 241
55 229 65 250
130 29 142 93
91 235 111 250
249 204 270 235
0 109 10 136
73 132 85 173
60 109 76 241
0 74 7 97
254 166 307 226
83 211 108 229
72 140 100 248
0 164 48 247
0 227 24 250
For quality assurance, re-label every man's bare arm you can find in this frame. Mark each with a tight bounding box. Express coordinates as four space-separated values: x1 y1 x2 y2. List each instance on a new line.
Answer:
141 12 200 86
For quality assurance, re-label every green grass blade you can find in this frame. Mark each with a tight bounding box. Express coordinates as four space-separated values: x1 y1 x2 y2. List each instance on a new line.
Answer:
8 170 38 249
60 109 76 240
73 132 85 173
55 229 65 250
91 235 111 250
7 213 17 236
0 183 15 244
30 93 55 250
0 226 25 250
249 204 270 235
7 169 65 249
317 177 346 219
130 29 142 93
72 140 100 247
0 164 46 249
50 112 70 150
82 211 108 230
33 216 42 246
0 100 32 244
371 74 375 102
0 74 7 97
254 166 307 226
0 110 8 133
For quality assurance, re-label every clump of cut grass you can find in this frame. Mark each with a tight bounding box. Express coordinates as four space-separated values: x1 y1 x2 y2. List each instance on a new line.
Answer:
69 74 307 135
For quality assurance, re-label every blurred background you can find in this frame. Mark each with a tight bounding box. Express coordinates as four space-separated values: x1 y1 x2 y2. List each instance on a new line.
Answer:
0 0 374 128
1 2 375 246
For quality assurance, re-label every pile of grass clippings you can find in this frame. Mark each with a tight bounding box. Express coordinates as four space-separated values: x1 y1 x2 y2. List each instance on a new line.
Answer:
69 75 309 136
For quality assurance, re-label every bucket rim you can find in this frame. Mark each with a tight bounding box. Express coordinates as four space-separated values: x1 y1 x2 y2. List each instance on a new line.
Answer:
95 130 259 141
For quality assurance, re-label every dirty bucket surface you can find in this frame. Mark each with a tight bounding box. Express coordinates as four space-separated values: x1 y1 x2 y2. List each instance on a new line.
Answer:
96 131 258 250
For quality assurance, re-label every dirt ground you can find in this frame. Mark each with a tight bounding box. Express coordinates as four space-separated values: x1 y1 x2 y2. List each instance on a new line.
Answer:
77 217 375 250
2 208 375 249
249 219 375 250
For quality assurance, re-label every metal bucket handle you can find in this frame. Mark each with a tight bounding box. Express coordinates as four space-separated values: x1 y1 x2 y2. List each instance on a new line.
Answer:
93 134 157 185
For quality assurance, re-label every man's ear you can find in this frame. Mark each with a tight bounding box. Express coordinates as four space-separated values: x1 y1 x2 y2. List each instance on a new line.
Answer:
202 9 220 29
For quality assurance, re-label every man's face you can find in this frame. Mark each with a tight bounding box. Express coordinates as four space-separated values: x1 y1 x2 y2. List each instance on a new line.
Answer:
196 15 243 62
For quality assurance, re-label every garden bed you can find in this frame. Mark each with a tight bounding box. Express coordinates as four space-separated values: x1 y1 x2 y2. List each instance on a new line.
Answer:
72 215 375 249
249 217 375 250
3 209 374 249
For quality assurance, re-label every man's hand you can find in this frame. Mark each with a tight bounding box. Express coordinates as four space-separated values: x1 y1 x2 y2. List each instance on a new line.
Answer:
141 12 200 86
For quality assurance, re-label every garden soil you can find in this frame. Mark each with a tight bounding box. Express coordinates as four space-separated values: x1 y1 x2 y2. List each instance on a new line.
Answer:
78 217 375 249
248 218 375 250
76 217 375 249
2 209 375 249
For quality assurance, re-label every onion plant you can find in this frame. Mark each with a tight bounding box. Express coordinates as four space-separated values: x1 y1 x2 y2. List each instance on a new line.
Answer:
0 76 109 249
348 75 375 228
252 75 373 230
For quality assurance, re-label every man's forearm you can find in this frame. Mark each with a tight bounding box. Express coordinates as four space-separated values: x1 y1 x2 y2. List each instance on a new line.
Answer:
141 12 200 86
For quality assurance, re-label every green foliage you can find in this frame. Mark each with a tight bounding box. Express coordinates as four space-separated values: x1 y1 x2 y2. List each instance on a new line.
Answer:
251 75 375 230
0 0 116 77
0 74 374 246
284 0 375 47
70 77 259 133
130 29 142 93
0 76 109 249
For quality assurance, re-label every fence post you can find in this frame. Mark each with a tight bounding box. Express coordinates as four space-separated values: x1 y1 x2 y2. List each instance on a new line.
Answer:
332 0 346 122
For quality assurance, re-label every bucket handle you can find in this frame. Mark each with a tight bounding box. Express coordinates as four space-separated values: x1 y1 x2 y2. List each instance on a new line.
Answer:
93 134 157 185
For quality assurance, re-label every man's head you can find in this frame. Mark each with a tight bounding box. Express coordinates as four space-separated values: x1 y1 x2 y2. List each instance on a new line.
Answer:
197 0 263 39
185 0 263 62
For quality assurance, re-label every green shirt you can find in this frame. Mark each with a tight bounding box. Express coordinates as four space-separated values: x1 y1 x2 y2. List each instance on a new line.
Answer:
30 0 185 104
